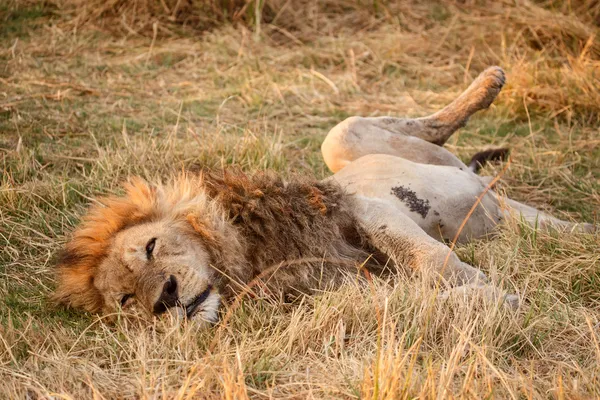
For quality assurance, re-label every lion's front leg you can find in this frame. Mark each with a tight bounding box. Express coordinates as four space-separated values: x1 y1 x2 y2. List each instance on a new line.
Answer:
437 284 520 310
354 195 519 308
353 195 486 286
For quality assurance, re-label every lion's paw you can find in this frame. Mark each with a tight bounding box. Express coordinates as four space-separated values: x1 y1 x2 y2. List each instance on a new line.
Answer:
481 66 506 91
502 293 520 310
581 223 597 234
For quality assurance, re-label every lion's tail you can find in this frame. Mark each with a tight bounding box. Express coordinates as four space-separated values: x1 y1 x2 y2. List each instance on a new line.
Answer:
468 147 510 173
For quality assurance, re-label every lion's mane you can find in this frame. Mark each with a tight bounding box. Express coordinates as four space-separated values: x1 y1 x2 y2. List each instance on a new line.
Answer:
55 170 377 312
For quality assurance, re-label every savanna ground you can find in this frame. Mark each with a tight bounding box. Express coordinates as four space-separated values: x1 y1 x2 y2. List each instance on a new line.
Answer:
1 0 600 398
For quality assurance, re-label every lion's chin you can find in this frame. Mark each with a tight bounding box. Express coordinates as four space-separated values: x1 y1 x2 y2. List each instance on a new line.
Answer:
165 291 221 327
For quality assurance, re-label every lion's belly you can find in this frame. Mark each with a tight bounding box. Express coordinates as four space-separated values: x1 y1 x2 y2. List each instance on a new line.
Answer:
330 154 502 243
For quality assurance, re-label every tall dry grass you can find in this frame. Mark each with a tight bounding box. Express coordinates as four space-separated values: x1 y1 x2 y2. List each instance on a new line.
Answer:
1 0 599 398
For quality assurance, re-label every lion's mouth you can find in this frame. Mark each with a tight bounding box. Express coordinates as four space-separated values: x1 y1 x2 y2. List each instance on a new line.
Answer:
184 285 212 319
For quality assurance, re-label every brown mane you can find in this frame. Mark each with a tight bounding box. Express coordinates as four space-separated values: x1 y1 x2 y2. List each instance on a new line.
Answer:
202 170 374 292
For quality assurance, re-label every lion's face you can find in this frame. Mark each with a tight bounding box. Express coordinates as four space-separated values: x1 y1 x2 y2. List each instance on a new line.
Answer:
55 176 250 326
93 220 221 324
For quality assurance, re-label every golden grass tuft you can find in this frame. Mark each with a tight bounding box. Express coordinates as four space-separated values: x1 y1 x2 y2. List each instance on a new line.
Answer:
49 0 399 39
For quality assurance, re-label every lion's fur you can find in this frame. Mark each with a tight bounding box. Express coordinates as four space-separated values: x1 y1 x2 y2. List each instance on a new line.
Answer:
201 170 377 292
55 171 376 313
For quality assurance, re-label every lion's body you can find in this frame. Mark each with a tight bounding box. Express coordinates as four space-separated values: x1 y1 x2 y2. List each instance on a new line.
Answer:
54 171 385 322
55 67 595 323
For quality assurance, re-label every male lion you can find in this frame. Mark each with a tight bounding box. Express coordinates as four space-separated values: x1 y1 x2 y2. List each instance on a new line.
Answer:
54 67 595 325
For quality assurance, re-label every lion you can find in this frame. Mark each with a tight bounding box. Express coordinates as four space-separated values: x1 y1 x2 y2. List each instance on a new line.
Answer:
54 67 595 325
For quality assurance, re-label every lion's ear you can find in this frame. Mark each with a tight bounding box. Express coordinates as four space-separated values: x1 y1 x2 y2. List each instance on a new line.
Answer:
186 213 219 246
186 213 252 286
53 250 104 313
186 212 236 269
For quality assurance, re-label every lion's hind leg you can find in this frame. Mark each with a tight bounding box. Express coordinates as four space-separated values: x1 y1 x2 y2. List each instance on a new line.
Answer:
365 66 506 146
501 197 597 234
321 67 506 173
420 66 506 145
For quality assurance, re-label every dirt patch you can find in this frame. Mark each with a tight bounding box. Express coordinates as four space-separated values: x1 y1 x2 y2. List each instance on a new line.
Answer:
390 185 430 218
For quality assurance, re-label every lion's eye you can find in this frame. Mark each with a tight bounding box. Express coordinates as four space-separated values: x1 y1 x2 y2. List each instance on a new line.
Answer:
145 238 157 260
120 294 133 306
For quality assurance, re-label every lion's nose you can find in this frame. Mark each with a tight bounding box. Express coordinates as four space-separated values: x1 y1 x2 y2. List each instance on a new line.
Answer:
153 275 178 314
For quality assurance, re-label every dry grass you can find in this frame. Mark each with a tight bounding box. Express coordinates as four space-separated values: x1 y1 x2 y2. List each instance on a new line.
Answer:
1 0 600 398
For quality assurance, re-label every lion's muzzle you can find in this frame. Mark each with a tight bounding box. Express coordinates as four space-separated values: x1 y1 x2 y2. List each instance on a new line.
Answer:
183 285 212 318
153 274 179 314
137 273 180 315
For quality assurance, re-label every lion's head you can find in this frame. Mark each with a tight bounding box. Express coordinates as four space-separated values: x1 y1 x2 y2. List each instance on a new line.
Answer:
54 175 248 324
